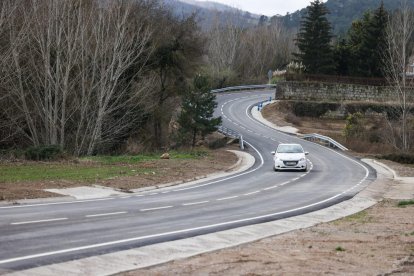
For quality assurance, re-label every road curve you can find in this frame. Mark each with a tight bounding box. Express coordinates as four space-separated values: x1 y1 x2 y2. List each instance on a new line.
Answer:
0 90 376 272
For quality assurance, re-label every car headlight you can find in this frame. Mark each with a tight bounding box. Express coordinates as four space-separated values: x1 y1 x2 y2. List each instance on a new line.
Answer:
300 157 305 162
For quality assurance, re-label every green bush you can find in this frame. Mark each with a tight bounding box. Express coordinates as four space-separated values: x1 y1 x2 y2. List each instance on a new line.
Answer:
0 149 25 160
344 112 364 139
381 153 414 164
292 101 340 117
398 200 414 207
25 145 64 161
208 138 228 149
345 102 400 119
270 75 285 84
288 101 408 119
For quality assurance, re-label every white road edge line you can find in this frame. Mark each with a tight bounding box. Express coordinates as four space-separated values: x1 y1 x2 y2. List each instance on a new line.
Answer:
85 212 127 218
244 191 261 196
0 198 114 210
11 218 68 225
172 140 264 193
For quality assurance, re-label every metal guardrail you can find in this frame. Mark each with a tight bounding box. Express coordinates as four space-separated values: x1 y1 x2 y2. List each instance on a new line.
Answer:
211 84 276 94
218 126 244 150
302 133 348 151
212 84 347 152
213 84 276 150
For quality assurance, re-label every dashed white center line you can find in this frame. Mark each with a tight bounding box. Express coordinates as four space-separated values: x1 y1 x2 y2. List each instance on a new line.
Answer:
85 212 127 218
11 218 68 225
149 193 159 196
182 201 210 206
140 206 173 212
217 196 239 201
120 196 131 199
244 191 261 196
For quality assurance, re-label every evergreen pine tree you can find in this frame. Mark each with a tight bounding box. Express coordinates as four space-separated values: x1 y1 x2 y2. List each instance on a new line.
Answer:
347 2 388 77
347 13 371 76
334 38 351 75
178 75 222 148
294 0 335 74
365 1 388 77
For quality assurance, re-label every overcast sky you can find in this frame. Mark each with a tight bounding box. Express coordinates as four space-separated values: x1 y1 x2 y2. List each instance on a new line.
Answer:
197 0 326 16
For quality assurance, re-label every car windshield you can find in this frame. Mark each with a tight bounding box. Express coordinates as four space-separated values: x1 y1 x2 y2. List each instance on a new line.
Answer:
277 144 303 153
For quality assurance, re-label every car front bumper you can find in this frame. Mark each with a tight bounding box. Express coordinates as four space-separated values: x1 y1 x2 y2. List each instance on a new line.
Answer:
274 159 307 170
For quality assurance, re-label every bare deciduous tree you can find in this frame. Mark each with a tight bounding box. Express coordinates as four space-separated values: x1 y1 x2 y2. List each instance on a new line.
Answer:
0 0 153 155
207 13 242 74
383 0 414 150
205 17 295 84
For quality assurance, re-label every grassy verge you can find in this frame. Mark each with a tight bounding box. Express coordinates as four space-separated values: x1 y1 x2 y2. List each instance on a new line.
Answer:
334 210 373 224
397 200 414 207
0 150 208 183
0 164 153 183
83 150 207 165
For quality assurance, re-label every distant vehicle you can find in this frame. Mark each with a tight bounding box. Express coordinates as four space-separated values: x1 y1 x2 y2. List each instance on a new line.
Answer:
271 143 309 172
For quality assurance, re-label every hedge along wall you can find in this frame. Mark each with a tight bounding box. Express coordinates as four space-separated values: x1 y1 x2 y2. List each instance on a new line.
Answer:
275 81 414 102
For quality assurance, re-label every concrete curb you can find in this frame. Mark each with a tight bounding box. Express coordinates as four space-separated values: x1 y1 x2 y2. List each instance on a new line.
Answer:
372 159 398 179
251 100 300 135
129 150 255 194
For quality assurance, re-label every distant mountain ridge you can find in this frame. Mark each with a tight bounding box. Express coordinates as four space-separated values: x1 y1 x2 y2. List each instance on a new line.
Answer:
277 0 414 35
178 0 239 13
162 0 260 29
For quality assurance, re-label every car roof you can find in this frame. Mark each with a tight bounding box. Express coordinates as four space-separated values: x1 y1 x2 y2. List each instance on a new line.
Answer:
278 143 302 146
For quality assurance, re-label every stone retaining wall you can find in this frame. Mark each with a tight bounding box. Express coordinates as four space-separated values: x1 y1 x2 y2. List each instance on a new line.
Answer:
275 81 413 102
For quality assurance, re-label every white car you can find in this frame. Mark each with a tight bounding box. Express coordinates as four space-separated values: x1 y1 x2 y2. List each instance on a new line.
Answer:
271 143 308 172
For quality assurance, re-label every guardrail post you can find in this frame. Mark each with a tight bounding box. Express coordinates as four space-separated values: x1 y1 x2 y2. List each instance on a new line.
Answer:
239 135 244 150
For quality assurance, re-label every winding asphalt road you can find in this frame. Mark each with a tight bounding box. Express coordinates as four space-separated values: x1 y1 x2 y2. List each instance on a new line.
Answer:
0 90 376 273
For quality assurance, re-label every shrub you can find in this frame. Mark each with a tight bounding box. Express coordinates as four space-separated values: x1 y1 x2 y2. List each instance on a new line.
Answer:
381 153 414 164
397 200 414 207
285 112 302 126
335 246 346 252
0 149 25 160
25 145 64 161
292 101 340 117
208 138 228 149
287 100 410 120
344 112 364 139
270 75 285 84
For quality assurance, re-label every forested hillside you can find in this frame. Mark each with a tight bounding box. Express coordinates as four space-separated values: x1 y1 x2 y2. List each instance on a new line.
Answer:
278 0 414 34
